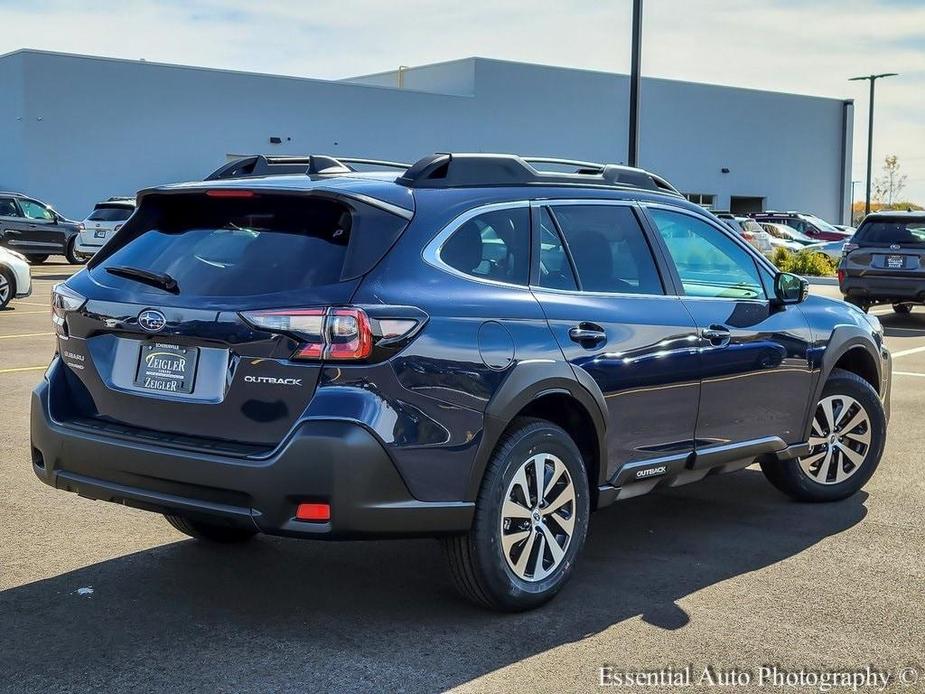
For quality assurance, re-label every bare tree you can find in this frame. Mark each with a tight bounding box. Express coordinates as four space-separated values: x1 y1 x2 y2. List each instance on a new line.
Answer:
873 155 908 206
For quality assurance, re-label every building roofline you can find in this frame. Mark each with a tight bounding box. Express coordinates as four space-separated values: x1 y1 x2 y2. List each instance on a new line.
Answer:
0 48 470 99
1 48 850 103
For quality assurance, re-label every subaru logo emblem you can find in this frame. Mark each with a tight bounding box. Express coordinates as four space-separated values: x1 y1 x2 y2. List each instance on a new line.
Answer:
138 309 167 333
890 244 901 250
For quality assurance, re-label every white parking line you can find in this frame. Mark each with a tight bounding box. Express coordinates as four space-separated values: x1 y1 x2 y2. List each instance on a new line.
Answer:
894 371 925 378
0 310 48 317
891 345 925 359
0 365 46 375
0 332 54 340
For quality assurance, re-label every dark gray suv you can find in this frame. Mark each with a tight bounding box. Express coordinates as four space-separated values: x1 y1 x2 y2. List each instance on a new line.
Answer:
839 211 925 313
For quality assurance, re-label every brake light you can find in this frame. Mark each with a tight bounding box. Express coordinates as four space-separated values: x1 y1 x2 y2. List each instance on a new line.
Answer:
240 307 418 362
206 189 255 198
51 283 86 339
837 269 846 285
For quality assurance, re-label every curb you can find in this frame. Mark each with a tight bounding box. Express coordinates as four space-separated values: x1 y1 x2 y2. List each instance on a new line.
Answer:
805 276 838 286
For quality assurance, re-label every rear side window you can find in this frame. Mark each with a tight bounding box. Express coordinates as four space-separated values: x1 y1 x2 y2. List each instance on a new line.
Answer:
854 219 925 247
440 207 530 285
551 205 663 294
88 205 134 222
93 194 407 296
0 197 20 217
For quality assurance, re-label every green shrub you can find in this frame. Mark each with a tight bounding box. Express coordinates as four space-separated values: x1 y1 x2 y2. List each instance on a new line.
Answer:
771 247 793 270
770 247 836 277
788 249 837 277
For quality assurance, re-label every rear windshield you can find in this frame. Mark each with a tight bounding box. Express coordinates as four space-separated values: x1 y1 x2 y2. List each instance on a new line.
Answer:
92 194 407 296
739 220 764 234
854 219 925 247
88 205 134 222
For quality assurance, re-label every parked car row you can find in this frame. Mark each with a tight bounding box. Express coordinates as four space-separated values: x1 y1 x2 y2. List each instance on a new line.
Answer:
0 192 135 264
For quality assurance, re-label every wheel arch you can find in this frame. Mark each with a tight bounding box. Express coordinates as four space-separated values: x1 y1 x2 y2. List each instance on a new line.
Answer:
466 361 608 508
804 326 883 440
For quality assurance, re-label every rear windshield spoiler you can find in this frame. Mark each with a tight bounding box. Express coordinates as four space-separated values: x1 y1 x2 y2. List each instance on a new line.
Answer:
135 186 414 221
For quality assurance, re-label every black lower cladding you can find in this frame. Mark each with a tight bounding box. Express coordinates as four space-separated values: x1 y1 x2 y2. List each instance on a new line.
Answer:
31 367 474 539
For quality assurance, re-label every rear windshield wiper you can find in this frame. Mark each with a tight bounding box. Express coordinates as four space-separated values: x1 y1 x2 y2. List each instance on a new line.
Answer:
106 265 180 294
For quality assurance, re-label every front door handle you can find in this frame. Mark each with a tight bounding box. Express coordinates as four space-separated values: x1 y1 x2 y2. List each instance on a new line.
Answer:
569 323 607 347
701 325 731 347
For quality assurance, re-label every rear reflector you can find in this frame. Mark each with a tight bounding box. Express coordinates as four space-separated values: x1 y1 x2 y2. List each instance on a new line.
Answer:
296 503 331 522
206 189 255 198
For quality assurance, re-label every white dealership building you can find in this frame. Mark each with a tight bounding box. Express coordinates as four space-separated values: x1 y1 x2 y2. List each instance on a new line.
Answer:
0 49 853 222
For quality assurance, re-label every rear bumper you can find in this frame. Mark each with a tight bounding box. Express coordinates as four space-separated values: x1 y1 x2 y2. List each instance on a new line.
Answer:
30 367 473 539
73 238 104 259
840 274 925 303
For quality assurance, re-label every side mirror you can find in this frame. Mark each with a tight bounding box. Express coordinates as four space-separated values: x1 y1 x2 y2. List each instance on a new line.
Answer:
774 272 808 305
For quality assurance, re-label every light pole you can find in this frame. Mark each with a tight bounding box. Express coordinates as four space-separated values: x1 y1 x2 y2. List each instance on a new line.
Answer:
627 0 642 167
849 73 898 215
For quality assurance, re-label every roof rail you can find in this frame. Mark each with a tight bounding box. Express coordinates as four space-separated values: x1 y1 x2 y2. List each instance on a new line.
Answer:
396 153 681 195
205 155 411 180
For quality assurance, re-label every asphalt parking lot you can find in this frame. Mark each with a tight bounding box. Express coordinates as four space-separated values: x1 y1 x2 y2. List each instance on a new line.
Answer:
1 262 923 693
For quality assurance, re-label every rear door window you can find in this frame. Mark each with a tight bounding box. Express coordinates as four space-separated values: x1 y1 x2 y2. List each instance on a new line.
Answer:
440 207 530 285
551 204 663 295
93 194 407 296
854 219 925 247
0 197 21 217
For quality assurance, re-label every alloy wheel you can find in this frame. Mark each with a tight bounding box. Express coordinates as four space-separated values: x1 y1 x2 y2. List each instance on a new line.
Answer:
500 453 576 582
0 272 10 306
800 394 871 485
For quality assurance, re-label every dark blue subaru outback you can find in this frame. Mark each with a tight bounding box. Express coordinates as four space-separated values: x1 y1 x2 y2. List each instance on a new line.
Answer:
31 154 891 611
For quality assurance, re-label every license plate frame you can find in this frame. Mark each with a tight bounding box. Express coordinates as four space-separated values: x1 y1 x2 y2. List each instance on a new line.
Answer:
134 342 199 394
887 254 905 269
94 230 107 239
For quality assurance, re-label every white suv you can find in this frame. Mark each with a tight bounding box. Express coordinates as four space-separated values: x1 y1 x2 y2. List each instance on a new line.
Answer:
74 198 135 260
0 246 32 309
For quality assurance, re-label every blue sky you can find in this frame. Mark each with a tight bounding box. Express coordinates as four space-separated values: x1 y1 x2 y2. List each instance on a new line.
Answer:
2 0 924 205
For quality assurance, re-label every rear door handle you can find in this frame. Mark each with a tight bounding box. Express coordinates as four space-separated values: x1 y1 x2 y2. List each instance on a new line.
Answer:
701 325 731 347
569 323 607 346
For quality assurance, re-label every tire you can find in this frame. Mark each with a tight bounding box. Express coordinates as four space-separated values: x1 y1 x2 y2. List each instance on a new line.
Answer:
760 368 886 502
65 238 85 265
844 296 869 313
163 514 257 543
0 267 14 309
27 255 48 265
441 417 590 611
893 303 912 315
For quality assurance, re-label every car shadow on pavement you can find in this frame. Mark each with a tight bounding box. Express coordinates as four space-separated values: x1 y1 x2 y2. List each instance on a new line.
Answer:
0 469 868 693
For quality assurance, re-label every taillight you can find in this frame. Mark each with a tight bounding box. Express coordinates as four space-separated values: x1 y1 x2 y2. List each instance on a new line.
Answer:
837 269 846 285
741 231 755 240
51 283 86 339
240 306 420 362
327 308 373 360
